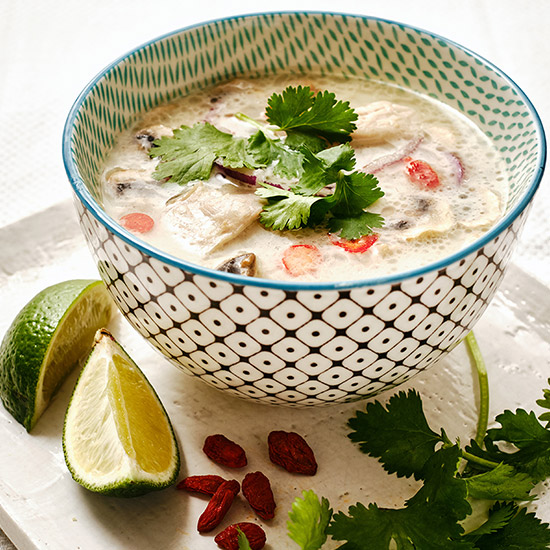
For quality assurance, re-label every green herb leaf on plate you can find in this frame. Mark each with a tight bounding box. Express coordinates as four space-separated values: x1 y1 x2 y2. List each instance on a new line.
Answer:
464 463 535 501
463 502 517 538
486 408 550 483
465 503 550 550
536 379 550 427
347 389 449 480
328 446 473 549
237 527 252 550
287 490 332 550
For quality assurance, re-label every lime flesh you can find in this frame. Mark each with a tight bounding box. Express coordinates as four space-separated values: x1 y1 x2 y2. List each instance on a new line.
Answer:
63 329 180 497
0 279 114 431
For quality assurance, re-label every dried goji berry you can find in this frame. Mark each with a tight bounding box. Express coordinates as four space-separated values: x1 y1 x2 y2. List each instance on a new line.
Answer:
176 475 226 496
197 479 240 533
203 434 247 468
242 471 276 520
268 430 318 475
214 522 267 550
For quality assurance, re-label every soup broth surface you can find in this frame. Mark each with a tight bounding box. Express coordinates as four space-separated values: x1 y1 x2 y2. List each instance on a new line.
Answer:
101 75 507 282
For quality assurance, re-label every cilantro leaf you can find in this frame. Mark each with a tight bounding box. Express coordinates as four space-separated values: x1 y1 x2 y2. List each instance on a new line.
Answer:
287 490 332 550
255 184 324 231
256 144 383 237
294 144 355 196
462 439 504 472
464 463 535 501
266 86 358 141
463 502 517 538
280 144 384 238
469 504 550 549
315 142 356 170
329 171 384 217
536 378 550 427
328 342 550 550
330 502 418 550
292 143 384 225
236 528 252 550
406 446 472 525
246 130 303 179
266 86 313 130
150 123 252 184
328 212 385 240
292 147 334 196
151 122 304 184
486 409 550 483
284 130 328 153
328 446 473 549
347 389 448 480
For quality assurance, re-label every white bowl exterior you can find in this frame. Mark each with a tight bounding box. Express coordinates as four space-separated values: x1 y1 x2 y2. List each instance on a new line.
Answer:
66 13 544 406
74 197 528 406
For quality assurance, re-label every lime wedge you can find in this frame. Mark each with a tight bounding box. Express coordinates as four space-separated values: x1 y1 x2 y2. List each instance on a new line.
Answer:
0 279 114 431
63 329 180 497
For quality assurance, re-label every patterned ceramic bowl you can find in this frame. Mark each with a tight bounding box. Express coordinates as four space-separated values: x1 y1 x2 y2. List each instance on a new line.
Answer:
63 13 545 407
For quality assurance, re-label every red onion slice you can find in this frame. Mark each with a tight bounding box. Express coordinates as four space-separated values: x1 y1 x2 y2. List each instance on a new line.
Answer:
447 152 465 184
215 163 257 185
215 163 286 190
362 136 423 174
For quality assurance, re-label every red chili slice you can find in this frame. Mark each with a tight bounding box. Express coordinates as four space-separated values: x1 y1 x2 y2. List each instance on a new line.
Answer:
120 212 155 233
281 244 322 276
403 157 440 188
328 233 378 253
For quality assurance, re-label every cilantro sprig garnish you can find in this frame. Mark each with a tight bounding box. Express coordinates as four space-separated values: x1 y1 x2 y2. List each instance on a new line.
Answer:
257 144 384 236
150 85 383 240
284 332 550 549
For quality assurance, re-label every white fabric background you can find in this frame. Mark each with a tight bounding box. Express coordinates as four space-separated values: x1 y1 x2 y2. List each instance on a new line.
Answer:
0 1 548 547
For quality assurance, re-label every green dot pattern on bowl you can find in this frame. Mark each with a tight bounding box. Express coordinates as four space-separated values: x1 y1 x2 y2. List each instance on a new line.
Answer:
69 12 539 215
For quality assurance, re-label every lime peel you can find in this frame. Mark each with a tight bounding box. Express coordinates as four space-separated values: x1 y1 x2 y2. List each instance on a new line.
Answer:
0 279 115 431
63 329 180 497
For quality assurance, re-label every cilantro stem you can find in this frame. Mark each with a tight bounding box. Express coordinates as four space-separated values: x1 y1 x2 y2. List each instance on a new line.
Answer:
465 331 489 447
235 112 264 129
459 449 500 469
235 112 279 136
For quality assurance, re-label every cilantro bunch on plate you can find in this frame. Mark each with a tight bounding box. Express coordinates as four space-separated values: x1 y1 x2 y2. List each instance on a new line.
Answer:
150 85 384 240
285 333 550 549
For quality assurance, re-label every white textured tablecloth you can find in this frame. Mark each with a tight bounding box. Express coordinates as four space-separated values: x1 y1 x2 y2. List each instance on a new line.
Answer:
0 1 548 548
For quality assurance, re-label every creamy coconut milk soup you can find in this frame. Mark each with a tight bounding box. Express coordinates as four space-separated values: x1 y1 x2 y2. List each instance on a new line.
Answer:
101 75 508 282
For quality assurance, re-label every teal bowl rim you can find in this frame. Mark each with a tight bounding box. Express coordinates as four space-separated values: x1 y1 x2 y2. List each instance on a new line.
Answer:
63 11 546 291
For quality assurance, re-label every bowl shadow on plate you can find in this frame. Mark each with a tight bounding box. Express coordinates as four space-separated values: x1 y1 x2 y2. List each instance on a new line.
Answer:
77 483 185 549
